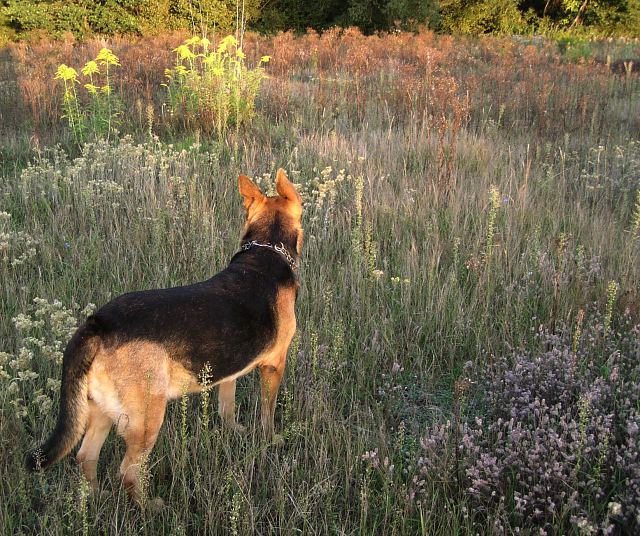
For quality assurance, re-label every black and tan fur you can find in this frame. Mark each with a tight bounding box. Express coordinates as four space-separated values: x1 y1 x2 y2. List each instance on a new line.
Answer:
25 169 303 501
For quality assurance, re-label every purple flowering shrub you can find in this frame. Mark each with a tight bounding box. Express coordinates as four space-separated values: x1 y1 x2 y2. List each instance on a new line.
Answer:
459 312 638 532
367 310 640 533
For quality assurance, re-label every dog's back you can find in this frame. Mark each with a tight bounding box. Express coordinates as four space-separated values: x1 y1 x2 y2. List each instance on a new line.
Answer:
93 252 296 381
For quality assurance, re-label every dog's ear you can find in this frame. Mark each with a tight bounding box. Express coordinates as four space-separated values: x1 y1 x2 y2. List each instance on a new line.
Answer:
275 168 302 205
238 174 264 210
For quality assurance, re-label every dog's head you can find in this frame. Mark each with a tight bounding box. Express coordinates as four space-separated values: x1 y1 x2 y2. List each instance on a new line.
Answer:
238 169 304 256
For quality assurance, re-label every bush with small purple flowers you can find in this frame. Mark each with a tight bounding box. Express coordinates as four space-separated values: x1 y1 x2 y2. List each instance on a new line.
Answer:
396 310 640 533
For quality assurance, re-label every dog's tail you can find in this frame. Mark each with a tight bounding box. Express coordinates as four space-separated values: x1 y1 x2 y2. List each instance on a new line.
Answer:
25 316 103 471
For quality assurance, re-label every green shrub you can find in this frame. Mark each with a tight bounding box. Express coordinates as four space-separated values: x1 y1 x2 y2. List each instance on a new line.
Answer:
440 0 528 35
87 1 140 35
4 0 55 34
3 0 140 39
557 36 595 62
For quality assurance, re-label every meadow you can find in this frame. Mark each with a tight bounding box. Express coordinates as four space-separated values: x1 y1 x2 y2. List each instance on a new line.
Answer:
0 30 639 534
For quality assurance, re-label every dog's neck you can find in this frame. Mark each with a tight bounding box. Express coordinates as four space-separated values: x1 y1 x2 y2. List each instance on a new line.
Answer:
230 212 302 281
239 218 300 265
229 234 298 279
240 241 297 269
228 246 298 285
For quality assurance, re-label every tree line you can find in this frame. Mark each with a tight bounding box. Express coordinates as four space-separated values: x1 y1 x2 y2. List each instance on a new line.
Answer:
1 0 638 40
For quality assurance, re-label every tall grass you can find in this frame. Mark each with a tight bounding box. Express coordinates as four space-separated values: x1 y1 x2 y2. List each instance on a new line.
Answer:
0 29 639 534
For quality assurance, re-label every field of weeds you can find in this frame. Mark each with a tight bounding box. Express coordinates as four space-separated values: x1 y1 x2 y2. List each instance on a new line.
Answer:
1 30 639 534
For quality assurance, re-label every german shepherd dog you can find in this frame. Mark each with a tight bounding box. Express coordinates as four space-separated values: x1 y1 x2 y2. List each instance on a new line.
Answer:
26 169 303 502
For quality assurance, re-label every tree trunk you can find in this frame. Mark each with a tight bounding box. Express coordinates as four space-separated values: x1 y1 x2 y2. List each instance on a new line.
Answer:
569 0 590 28
543 0 554 18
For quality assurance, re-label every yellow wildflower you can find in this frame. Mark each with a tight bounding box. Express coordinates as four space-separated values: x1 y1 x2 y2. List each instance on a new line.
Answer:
81 60 100 77
217 35 237 53
54 64 78 82
84 83 99 94
95 48 120 67
184 36 201 47
174 44 196 61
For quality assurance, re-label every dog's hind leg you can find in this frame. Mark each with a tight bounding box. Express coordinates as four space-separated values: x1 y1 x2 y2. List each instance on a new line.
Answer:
218 379 245 433
259 364 284 440
117 394 167 504
77 399 112 491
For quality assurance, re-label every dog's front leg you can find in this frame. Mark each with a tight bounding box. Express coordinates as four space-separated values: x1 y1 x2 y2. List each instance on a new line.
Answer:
218 379 245 433
259 364 284 440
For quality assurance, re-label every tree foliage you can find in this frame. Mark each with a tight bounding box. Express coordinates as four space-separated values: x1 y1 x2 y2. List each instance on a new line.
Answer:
0 0 637 39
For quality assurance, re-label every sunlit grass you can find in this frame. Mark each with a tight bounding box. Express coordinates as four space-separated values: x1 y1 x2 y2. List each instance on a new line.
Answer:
0 30 639 534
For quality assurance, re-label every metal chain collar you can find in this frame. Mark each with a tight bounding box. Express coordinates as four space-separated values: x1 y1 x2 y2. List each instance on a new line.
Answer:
240 240 297 270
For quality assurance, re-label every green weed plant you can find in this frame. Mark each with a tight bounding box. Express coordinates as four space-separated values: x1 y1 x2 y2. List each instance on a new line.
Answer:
54 48 122 144
164 35 270 139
